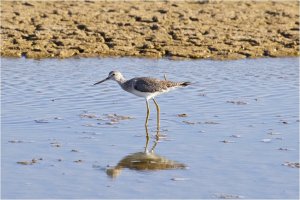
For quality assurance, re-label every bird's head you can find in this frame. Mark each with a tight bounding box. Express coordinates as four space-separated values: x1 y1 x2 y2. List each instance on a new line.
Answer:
94 71 124 85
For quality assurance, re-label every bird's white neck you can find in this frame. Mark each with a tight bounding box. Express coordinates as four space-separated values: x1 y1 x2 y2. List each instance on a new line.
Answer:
115 76 126 85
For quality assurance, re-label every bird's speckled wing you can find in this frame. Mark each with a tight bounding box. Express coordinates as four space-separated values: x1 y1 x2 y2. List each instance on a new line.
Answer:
132 77 179 93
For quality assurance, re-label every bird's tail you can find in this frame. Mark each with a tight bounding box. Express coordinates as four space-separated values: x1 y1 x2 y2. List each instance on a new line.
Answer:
180 82 191 87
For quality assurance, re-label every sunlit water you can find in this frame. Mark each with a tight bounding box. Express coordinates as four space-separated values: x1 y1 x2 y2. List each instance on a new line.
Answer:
1 57 299 199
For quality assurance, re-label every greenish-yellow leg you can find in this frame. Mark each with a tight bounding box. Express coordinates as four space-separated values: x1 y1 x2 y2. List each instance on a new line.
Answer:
152 98 160 131
145 100 150 128
145 122 150 139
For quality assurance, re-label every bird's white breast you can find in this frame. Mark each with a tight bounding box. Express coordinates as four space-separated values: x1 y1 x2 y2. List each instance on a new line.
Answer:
129 89 157 100
129 87 175 100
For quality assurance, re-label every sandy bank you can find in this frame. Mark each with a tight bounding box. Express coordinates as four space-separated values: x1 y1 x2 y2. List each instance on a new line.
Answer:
1 1 299 59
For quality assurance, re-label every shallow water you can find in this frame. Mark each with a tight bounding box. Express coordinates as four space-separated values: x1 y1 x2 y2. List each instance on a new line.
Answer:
1 57 299 199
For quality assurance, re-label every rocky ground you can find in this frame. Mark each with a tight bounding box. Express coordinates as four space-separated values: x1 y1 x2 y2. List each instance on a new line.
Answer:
1 1 299 59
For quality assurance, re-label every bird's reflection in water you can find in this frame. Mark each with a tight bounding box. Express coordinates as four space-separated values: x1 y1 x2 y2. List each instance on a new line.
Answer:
106 127 186 178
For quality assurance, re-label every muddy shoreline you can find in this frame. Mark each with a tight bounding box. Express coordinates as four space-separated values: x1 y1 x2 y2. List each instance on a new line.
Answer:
1 1 299 59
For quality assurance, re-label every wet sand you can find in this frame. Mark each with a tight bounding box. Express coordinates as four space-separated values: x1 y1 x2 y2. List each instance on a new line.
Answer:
1 1 299 59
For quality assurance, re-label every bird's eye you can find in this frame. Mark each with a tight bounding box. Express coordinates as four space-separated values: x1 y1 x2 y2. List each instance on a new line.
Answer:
112 73 115 76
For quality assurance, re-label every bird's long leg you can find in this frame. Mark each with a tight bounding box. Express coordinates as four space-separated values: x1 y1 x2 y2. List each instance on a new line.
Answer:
152 98 160 131
145 100 150 128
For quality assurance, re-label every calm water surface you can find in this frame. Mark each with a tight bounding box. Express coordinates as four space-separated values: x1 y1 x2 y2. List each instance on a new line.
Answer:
1 57 299 199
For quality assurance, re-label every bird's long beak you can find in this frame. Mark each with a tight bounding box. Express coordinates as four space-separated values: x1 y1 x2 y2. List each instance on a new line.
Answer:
93 77 110 85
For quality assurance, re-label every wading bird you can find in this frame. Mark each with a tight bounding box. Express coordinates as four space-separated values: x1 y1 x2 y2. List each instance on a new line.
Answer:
94 71 190 131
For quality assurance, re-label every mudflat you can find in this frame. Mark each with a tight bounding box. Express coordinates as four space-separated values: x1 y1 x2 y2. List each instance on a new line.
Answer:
1 1 299 59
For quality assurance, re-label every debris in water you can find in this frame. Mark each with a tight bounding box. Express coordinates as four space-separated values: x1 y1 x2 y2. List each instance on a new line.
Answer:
17 158 42 165
17 161 32 165
105 121 117 125
80 112 134 126
214 193 245 199
74 160 83 163
34 119 49 123
282 162 299 168
230 134 241 138
104 113 135 121
54 117 63 120
51 98 62 101
278 148 294 151
268 132 281 135
51 142 61 147
80 113 98 119
226 100 248 105
220 140 236 143
279 119 289 124
8 140 23 143
170 177 190 181
182 120 195 125
177 113 188 117
204 121 220 124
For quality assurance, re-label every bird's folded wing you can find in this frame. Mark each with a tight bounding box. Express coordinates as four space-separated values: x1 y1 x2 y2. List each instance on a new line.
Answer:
133 78 176 93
